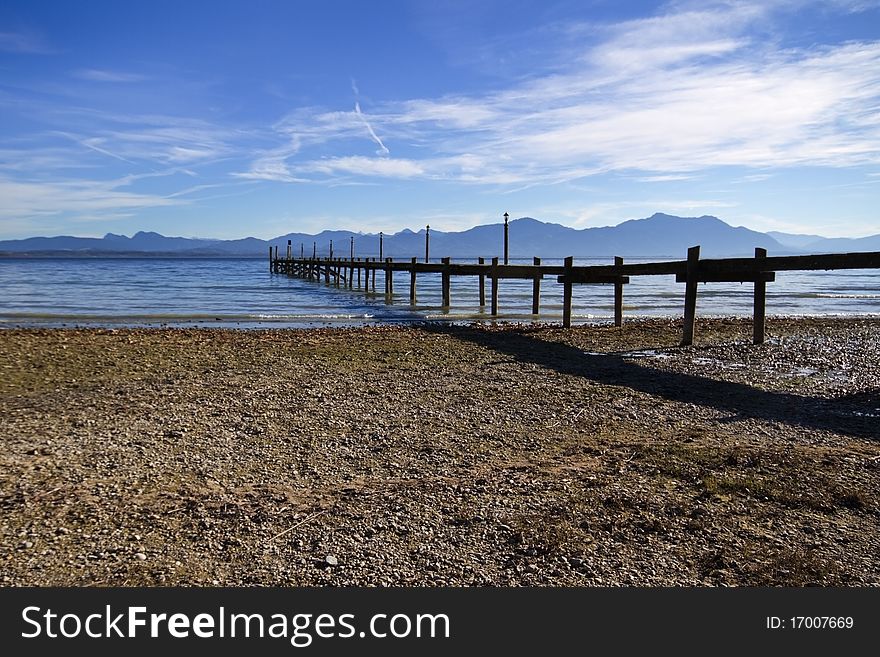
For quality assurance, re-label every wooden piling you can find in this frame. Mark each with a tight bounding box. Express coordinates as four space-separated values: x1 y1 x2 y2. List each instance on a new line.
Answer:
491 257 499 316
614 256 624 327
478 257 486 306
562 256 573 328
532 256 541 314
410 257 417 303
442 257 451 306
385 258 393 295
753 247 767 345
371 258 376 291
268 246 273 272
681 245 701 346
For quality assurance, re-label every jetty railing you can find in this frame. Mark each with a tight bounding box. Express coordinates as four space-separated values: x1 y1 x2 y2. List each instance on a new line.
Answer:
270 243 880 346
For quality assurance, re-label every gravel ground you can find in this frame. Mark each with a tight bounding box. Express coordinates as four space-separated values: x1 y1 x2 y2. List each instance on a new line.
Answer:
1 316 878 586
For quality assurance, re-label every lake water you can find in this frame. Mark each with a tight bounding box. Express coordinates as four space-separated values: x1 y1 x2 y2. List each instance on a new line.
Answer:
1 256 878 328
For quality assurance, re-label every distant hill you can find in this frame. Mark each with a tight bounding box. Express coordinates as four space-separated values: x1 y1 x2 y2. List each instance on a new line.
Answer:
1 213 874 258
769 230 880 253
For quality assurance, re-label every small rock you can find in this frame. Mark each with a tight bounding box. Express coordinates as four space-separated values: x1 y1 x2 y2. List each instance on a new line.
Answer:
134 553 147 561
22 541 34 549
324 555 339 566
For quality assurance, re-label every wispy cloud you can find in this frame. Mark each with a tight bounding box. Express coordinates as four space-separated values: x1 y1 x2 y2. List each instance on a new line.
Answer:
243 1 880 187
0 176 181 223
72 69 147 83
301 156 423 178
0 30 53 54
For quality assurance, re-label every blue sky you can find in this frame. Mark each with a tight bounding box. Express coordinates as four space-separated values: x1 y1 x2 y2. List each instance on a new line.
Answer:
1 0 879 240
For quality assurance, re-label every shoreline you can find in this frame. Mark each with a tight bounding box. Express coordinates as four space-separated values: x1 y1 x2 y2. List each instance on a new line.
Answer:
2 311 880 332
2 316 878 586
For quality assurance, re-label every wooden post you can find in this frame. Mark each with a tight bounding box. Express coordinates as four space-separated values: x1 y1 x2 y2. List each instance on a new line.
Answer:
410 256 417 303
334 259 340 288
274 245 278 261
385 258 393 295
312 242 316 259
753 247 767 345
614 256 624 327
491 256 499 316
357 259 362 288
301 243 304 259
503 212 509 265
478 257 486 306
425 225 430 263
379 232 383 261
287 240 291 260
268 246 273 272
324 260 330 284
562 256 573 328
371 257 376 291
532 256 541 314
681 245 701 346
441 257 451 306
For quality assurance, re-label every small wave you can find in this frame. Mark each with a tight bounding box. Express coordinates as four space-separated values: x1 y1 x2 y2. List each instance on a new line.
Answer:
812 293 880 299
255 313 374 320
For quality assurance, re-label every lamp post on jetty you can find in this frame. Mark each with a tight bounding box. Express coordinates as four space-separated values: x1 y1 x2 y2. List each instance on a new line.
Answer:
379 232 383 261
350 236 354 259
330 240 333 259
425 225 430 263
312 242 316 259
503 212 509 265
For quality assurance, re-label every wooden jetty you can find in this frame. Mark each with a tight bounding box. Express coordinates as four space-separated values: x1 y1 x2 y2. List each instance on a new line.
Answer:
270 238 880 346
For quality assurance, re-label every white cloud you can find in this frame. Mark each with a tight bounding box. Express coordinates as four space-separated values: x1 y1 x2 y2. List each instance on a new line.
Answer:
244 1 880 186
302 156 425 178
0 176 180 224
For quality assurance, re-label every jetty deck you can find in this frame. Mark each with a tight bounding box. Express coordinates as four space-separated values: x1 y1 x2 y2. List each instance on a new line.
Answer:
270 240 880 346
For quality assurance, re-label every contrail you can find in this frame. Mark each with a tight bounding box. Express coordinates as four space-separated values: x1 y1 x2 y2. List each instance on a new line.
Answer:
354 102 390 155
55 131 139 165
351 78 389 156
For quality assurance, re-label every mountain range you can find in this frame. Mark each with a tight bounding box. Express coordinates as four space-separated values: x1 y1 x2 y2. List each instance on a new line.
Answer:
1 213 878 259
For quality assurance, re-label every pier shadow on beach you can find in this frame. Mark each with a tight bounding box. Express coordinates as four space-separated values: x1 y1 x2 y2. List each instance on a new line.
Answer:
421 324 880 442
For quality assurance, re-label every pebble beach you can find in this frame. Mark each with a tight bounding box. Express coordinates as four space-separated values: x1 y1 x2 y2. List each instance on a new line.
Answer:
1 317 879 586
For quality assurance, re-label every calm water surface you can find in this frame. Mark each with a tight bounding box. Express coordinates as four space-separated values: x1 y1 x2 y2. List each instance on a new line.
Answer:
1 257 878 328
